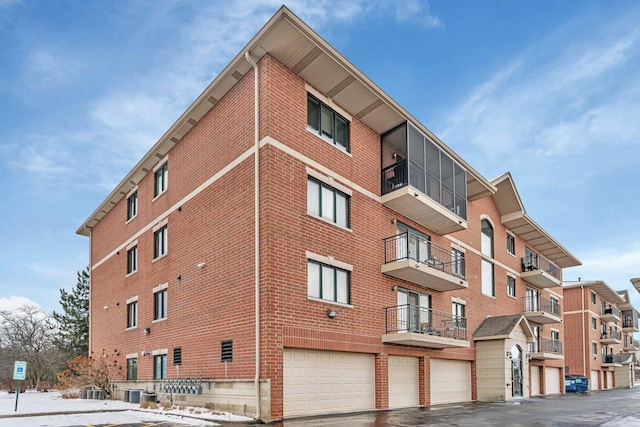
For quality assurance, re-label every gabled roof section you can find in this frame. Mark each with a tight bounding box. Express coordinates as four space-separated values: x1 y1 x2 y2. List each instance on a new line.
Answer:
473 314 535 341
632 278 640 293
564 280 625 304
616 289 639 312
491 172 581 269
77 5 494 236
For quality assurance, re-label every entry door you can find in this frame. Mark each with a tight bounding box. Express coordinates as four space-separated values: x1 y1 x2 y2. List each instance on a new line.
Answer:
511 345 523 397
397 290 429 333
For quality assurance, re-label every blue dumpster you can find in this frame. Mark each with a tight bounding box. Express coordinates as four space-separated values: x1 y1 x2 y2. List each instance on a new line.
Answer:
565 375 589 393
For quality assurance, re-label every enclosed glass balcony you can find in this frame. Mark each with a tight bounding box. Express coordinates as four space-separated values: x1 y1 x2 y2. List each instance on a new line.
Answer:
381 122 467 235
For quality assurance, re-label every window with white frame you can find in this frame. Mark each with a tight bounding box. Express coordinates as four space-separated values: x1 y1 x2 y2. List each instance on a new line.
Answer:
397 288 430 332
529 325 540 353
481 259 494 297
452 301 466 329
591 290 596 304
481 219 494 257
154 288 167 320
126 300 137 328
507 275 516 297
127 246 137 274
127 190 138 220
307 177 349 228
592 341 598 355
592 316 597 330
154 354 167 380
154 225 168 259
551 329 560 342
307 94 350 151
451 248 465 278
307 260 350 304
154 162 168 197
506 233 515 255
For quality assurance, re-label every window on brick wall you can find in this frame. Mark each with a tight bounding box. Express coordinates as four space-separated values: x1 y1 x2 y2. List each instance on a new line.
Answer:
154 354 167 380
481 219 494 257
154 289 167 320
154 225 168 259
307 94 350 151
481 259 494 297
307 260 350 304
592 316 597 330
592 341 598 355
127 246 138 274
507 275 516 297
127 357 137 380
154 162 168 197
307 177 350 228
126 301 137 328
452 301 465 329
506 233 515 255
591 290 596 304
127 190 138 221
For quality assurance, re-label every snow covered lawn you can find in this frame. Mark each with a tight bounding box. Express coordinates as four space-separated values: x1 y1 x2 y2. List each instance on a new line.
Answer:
0 390 254 426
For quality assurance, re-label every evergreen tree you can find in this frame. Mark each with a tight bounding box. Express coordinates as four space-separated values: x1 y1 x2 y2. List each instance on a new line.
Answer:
52 268 89 357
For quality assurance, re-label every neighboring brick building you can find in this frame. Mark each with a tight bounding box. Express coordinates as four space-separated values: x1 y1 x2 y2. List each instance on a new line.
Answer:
563 280 639 390
77 7 581 422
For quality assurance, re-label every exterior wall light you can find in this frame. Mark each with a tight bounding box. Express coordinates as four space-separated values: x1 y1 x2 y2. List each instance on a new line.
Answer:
144 327 151 335
327 309 338 318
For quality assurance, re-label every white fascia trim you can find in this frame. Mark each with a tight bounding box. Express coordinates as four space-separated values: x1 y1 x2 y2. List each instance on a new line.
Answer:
306 251 353 272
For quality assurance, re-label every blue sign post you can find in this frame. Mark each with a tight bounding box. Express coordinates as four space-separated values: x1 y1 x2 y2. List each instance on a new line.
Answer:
13 361 27 412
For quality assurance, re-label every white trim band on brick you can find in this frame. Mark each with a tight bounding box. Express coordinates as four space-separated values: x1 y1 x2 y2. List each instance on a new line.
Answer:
306 251 353 272
153 283 168 293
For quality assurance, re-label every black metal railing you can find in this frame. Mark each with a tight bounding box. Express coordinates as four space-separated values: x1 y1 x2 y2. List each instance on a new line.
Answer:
382 160 408 194
383 232 466 279
384 304 467 341
536 337 563 355
522 294 561 316
601 306 621 318
601 329 622 341
602 354 622 364
521 253 561 280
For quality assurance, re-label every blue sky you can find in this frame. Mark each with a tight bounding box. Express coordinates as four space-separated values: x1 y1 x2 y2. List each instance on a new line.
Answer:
1 0 639 314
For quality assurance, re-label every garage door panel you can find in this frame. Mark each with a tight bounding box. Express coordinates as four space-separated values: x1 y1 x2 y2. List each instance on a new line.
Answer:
431 359 472 405
531 366 540 396
389 356 419 408
544 367 560 394
284 349 375 417
590 370 599 390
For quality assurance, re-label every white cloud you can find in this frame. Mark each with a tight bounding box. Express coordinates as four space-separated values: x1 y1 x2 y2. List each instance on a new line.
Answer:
0 296 40 312
24 48 85 89
393 0 443 29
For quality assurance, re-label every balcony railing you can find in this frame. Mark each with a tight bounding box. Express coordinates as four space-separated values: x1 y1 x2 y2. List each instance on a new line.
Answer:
521 253 561 280
384 304 467 341
602 354 622 365
600 329 622 342
601 306 621 318
383 232 465 279
529 337 563 356
522 295 561 316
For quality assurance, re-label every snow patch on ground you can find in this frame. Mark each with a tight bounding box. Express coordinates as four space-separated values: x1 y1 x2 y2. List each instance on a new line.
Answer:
0 390 255 426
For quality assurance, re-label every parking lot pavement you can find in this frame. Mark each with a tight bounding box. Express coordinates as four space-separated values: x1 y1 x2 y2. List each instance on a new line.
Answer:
271 387 640 426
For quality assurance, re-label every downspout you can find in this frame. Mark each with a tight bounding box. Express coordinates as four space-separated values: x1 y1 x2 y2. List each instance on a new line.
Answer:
581 285 586 377
86 226 92 356
245 51 261 421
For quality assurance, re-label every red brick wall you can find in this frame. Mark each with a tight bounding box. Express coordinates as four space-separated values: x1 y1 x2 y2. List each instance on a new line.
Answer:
89 53 573 421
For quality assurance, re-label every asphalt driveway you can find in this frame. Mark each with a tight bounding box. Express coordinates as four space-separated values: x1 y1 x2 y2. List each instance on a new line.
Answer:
270 387 640 426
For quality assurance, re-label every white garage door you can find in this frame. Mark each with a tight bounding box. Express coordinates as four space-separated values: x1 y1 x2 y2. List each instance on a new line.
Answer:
606 371 613 389
283 349 375 417
530 366 540 396
590 370 599 390
388 356 419 408
544 367 561 394
430 359 472 405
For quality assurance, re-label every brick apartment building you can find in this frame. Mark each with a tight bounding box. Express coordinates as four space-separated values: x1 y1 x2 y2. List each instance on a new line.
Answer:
77 7 582 422
564 280 640 390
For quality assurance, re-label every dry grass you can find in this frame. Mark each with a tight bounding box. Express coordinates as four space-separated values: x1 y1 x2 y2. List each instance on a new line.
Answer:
59 388 81 399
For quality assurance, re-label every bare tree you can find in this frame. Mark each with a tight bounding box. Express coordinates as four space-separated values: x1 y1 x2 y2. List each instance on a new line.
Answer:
0 305 60 389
